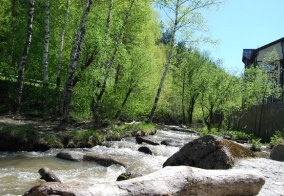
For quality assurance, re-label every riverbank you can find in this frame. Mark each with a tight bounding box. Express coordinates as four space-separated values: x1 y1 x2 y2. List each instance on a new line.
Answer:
0 115 157 151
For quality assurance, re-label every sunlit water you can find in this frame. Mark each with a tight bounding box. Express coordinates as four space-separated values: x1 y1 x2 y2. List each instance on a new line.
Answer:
0 129 198 195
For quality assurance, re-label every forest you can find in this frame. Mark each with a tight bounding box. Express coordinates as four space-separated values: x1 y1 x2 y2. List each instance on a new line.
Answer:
0 0 282 132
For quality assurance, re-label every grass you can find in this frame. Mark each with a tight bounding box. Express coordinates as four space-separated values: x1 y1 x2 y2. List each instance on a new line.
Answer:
0 121 156 150
269 130 284 148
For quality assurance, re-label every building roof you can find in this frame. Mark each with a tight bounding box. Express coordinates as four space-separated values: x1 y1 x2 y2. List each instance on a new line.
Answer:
242 37 284 65
255 37 284 52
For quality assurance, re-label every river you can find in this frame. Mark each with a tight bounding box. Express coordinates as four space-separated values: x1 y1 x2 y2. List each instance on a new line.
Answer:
0 128 199 195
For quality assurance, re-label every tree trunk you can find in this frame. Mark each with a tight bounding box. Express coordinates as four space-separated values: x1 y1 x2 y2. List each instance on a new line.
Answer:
187 96 196 125
115 87 133 119
148 1 179 123
56 0 70 87
14 0 35 112
60 0 93 127
92 0 135 124
42 0 50 84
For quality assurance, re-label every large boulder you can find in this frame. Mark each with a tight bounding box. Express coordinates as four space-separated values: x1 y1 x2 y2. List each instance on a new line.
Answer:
23 166 265 196
57 151 126 167
270 144 284 161
163 135 255 169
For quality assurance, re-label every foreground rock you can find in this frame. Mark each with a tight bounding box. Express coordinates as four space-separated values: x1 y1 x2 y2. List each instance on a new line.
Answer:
163 135 255 169
57 151 126 167
234 158 284 196
270 144 284 161
24 166 265 196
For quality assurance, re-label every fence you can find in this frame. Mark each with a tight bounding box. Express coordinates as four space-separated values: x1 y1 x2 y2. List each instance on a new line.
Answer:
229 102 284 141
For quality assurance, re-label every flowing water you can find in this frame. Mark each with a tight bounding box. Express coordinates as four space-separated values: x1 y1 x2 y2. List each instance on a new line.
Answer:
0 128 199 195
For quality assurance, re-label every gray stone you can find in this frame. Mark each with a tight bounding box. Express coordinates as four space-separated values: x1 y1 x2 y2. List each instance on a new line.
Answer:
56 151 126 167
138 146 152 155
24 166 265 196
38 167 61 182
135 136 159 145
163 135 255 169
56 151 84 161
116 172 142 181
270 144 284 161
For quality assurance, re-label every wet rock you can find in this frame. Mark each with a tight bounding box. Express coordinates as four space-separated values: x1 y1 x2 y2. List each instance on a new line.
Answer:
116 172 142 181
138 146 152 155
83 154 126 167
135 136 159 145
270 144 284 161
170 126 198 134
38 167 61 182
56 151 126 167
163 135 255 169
161 139 184 147
56 151 84 161
24 166 265 196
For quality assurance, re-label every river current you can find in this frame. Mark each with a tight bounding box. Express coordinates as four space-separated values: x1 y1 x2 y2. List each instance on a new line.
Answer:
0 128 198 195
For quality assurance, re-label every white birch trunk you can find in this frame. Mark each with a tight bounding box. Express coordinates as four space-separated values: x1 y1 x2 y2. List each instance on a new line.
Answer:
93 0 135 122
42 0 50 83
148 0 179 122
56 0 70 87
61 0 93 126
14 0 35 111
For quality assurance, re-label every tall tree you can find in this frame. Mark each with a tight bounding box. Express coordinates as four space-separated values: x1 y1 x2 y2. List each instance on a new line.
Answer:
148 0 222 122
60 0 93 127
14 0 35 112
56 0 70 87
42 0 50 84
92 0 135 124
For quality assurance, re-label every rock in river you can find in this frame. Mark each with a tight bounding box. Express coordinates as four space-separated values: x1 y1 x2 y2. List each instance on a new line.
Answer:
163 134 255 169
270 144 284 161
57 151 126 167
23 166 265 196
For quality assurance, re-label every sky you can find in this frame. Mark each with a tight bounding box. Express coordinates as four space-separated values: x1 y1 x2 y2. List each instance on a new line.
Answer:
199 0 284 76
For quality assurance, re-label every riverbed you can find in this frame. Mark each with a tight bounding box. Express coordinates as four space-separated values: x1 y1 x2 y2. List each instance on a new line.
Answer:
0 128 283 196
0 129 198 195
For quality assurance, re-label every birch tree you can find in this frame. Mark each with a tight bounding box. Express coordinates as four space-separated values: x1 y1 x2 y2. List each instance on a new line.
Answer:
92 0 135 124
148 0 222 122
42 0 50 84
14 0 35 112
56 0 70 87
60 0 93 127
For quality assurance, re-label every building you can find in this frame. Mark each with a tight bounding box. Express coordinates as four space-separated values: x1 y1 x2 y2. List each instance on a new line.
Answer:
242 37 284 102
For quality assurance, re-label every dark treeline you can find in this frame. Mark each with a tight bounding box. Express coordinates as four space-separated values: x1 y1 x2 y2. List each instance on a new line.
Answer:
0 0 281 132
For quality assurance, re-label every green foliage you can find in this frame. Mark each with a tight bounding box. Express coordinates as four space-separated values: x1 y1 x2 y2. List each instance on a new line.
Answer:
2 125 39 141
108 123 156 135
270 130 284 147
250 138 262 151
70 129 105 144
225 130 253 141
